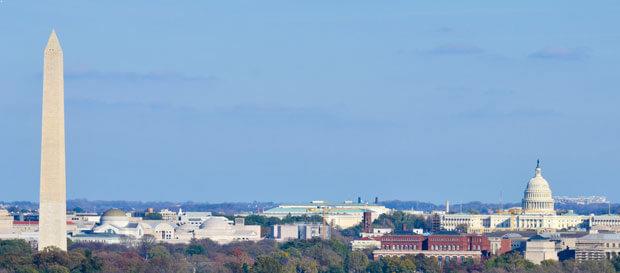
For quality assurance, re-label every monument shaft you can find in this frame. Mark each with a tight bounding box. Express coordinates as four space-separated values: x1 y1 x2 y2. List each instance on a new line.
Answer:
39 31 67 251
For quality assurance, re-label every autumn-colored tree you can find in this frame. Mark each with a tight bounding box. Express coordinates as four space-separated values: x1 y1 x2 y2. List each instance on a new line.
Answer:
345 251 369 273
33 246 70 272
0 239 35 272
414 254 441 273
253 251 295 273
94 250 146 273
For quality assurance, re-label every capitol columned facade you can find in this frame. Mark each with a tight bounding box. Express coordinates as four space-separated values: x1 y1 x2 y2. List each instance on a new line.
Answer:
439 162 620 233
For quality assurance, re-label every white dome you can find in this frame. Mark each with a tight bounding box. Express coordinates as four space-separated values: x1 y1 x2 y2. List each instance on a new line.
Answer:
200 217 230 230
521 161 555 215
101 209 129 227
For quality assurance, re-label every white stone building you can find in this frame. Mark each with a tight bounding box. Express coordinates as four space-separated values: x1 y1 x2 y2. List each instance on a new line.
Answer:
261 201 390 229
272 223 327 242
69 209 261 245
575 232 620 261
351 238 382 251
189 216 261 244
91 209 145 238
524 235 558 264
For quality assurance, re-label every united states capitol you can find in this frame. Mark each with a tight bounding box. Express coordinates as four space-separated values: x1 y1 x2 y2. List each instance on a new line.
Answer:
436 162 620 233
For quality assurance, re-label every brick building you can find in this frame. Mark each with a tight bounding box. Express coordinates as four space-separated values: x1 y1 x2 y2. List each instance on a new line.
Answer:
426 234 491 253
373 233 511 262
379 235 425 250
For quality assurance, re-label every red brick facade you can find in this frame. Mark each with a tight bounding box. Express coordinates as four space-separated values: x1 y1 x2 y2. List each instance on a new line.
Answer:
497 238 512 255
377 234 498 255
374 234 509 263
379 235 425 250
362 211 372 233
426 234 491 253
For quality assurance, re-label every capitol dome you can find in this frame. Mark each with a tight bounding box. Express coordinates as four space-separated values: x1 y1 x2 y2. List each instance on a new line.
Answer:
521 161 555 215
101 208 129 227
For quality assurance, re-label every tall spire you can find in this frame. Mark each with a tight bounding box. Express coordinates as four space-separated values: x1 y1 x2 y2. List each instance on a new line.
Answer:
45 30 63 52
39 29 67 251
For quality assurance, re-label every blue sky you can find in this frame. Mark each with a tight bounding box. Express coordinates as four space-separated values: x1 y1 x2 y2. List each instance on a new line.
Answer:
1 0 619 203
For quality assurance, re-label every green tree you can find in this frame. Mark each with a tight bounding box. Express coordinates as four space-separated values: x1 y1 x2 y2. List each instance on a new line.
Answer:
143 212 163 220
484 251 535 272
68 249 102 273
253 251 294 273
295 257 319 273
44 264 70 273
0 239 34 271
33 247 70 272
414 255 440 273
185 243 205 256
146 246 192 273
576 260 615 273
345 251 369 273
379 256 416 273
612 256 620 272
373 211 427 233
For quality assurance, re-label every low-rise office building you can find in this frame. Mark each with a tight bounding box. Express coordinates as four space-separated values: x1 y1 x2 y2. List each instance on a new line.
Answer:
351 238 382 251
575 232 620 261
272 223 327 242
524 235 558 264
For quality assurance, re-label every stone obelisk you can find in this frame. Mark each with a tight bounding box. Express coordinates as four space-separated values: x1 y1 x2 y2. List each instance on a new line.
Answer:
39 30 67 251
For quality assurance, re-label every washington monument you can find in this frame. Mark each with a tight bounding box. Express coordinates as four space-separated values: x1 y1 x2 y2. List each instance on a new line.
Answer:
38 30 67 251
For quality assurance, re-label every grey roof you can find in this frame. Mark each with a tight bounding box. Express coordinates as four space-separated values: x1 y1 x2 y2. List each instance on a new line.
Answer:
529 235 550 241
578 233 620 241
71 233 122 238
502 233 526 239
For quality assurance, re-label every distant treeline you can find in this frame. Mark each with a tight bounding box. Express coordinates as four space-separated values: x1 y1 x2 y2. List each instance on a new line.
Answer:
0 199 277 215
2 199 618 216
379 200 620 215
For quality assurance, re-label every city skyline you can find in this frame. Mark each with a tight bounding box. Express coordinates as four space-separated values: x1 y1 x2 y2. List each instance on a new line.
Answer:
2 1 620 203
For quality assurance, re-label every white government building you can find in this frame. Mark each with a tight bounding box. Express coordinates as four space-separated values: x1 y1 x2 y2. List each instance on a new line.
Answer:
439 162 620 233
261 200 391 229
70 208 261 245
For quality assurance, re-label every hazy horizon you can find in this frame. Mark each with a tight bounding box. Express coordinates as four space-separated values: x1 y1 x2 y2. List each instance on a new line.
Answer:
1 1 620 203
